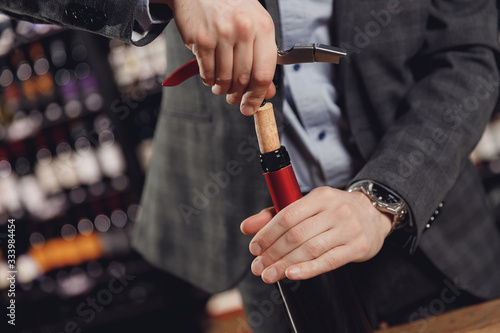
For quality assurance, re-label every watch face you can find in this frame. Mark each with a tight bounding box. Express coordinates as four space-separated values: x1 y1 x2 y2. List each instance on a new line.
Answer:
372 185 399 204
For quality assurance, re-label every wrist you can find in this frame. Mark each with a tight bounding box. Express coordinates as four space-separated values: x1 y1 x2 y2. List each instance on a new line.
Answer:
355 191 393 238
347 180 410 235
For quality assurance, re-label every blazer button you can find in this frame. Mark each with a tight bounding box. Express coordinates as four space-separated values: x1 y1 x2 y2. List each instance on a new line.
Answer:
64 3 107 31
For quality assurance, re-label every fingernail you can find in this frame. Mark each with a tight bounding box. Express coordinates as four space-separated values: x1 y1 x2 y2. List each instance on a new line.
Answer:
252 258 264 275
202 77 214 87
226 93 240 105
211 85 222 94
241 104 255 116
263 267 277 283
250 242 261 255
287 267 301 279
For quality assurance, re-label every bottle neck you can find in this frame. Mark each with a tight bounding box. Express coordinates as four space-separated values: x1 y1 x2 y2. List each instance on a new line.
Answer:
259 146 291 173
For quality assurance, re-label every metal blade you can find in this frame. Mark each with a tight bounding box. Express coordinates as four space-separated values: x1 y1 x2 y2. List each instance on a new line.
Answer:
277 43 347 65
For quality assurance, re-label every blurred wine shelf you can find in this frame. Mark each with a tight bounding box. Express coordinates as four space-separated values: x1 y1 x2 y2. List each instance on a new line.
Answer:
0 16 210 333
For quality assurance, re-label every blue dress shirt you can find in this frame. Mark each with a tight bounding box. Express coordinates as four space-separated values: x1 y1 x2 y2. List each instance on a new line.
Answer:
278 0 354 192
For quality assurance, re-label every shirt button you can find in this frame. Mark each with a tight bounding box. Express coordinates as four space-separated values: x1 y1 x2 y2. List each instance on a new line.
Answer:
293 64 301 71
318 130 326 140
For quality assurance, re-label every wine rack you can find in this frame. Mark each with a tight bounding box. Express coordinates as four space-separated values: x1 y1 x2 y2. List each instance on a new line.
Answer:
0 17 209 333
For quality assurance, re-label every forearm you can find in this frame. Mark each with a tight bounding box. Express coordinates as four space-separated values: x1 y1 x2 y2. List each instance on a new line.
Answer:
353 46 499 248
350 0 499 249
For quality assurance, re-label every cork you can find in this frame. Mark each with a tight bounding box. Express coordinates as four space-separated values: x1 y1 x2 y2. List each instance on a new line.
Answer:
254 102 280 154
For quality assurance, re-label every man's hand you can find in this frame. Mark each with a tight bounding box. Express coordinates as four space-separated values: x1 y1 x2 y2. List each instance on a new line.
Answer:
163 0 277 115
240 187 393 283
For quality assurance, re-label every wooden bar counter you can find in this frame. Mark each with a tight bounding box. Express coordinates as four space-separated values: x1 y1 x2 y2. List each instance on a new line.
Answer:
375 297 500 333
205 295 500 332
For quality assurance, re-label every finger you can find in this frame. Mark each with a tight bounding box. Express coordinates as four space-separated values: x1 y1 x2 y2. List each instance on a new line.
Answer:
256 226 348 283
285 245 352 281
256 211 334 267
249 190 331 256
240 207 276 236
211 41 234 95
229 63 276 108
240 35 276 115
226 42 253 105
192 44 215 87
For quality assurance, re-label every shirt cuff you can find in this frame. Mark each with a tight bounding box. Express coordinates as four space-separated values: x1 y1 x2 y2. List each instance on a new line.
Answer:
132 0 172 43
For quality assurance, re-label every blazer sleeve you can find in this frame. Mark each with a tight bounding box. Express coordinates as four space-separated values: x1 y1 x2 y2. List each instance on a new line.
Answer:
349 0 500 249
0 0 172 46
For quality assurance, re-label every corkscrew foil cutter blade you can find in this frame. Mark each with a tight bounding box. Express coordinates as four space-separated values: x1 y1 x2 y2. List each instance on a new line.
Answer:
162 43 347 87
276 43 346 64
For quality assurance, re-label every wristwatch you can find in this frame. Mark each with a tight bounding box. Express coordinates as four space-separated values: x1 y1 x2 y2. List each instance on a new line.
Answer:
347 180 409 233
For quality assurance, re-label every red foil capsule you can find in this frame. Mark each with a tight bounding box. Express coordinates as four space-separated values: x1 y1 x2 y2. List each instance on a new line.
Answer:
264 164 303 212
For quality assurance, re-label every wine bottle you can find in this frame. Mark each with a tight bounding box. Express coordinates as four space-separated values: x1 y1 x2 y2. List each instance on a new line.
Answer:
254 103 373 333
9 48 35 111
0 67 20 118
96 129 126 179
11 138 48 218
29 42 56 106
0 147 24 218
34 132 62 195
70 35 104 113
51 125 79 190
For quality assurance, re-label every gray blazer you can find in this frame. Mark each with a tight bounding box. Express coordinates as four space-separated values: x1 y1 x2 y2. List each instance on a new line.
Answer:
3 0 500 299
